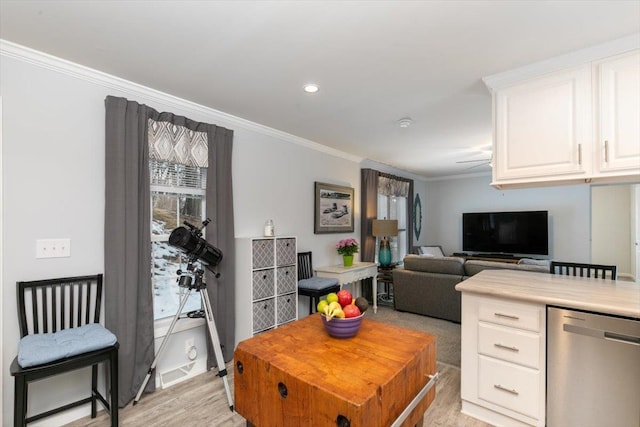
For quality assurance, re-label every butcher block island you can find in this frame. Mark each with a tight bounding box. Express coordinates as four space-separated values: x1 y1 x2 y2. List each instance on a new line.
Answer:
234 314 437 427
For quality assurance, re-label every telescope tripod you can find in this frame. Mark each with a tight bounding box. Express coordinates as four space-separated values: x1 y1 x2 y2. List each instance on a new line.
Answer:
133 267 233 411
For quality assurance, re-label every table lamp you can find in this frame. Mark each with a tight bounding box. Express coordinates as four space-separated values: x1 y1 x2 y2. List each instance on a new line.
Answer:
372 219 398 267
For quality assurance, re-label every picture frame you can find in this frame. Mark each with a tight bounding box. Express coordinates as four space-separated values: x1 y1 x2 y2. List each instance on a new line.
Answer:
314 182 355 234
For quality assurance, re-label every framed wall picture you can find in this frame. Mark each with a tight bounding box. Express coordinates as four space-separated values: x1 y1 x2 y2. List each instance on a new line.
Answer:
314 182 355 234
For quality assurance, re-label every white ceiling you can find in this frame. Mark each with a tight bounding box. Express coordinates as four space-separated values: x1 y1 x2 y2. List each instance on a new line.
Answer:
1 1 639 178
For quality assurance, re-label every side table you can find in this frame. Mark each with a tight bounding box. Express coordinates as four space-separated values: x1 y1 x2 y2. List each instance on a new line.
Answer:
314 262 379 313
377 264 396 306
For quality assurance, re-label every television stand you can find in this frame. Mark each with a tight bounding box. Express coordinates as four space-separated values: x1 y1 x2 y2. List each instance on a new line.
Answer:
481 253 515 259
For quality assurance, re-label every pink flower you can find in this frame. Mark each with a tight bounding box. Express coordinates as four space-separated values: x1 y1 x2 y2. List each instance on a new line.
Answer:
336 238 359 256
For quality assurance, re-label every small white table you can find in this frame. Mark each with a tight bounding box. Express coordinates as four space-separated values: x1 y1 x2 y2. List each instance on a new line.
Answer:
314 262 380 313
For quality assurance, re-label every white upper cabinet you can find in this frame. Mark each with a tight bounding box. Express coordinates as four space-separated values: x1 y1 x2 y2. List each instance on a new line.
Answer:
485 36 640 189
494 65 592 182
595 50 640 175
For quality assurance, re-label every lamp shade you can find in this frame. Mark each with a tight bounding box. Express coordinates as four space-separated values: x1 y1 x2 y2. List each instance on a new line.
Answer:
372 219 398 237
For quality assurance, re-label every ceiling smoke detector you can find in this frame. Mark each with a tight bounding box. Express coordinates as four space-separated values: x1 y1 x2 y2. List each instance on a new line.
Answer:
398 118 413 128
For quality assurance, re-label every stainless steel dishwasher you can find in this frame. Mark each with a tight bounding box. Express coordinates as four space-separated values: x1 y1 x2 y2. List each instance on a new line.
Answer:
547 307 640 427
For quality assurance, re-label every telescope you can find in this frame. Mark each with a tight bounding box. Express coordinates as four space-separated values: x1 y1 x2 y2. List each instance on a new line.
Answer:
135 218 233 410
168 219 223 268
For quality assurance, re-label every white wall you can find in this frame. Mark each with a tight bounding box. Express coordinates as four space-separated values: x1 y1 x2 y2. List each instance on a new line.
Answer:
0 44 368 425
422 175 592 261
591 184 633 277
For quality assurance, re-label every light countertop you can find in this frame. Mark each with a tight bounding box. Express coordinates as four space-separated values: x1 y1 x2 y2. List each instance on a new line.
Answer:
455 269 640 319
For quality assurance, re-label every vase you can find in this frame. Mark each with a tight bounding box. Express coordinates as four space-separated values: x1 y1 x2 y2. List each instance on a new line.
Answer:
378 239 392 267
343 255 353 267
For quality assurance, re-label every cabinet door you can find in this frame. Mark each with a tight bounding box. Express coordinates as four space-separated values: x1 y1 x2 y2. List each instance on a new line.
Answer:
494 65 592 182
596 50 640 175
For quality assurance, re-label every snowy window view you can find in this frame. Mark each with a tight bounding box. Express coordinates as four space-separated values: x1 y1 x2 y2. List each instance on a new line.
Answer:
151 164 207 320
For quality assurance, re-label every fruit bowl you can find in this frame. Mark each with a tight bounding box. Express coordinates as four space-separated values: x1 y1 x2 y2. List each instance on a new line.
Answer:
320 313 365 338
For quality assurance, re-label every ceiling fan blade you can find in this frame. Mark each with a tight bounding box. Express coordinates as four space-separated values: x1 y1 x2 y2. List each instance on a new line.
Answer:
463 161 491 170
455 158 492 164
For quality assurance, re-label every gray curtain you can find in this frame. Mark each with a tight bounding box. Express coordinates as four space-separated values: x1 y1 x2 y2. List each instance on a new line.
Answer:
104 96 235 406
104 96 155 407
204 125 235 367
360 169 378 301
361 169 378 264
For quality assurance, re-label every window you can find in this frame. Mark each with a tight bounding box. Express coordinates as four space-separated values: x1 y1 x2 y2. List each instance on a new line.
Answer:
148 120 209 320
376 174 411 264
377 194 408 263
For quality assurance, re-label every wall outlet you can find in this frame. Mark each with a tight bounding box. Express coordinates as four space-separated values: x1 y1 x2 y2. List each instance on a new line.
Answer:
36 238 71 258
185 338 195 354
185 338 197 360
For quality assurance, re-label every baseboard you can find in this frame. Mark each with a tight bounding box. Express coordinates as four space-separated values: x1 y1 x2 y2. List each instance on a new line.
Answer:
461 400 543 427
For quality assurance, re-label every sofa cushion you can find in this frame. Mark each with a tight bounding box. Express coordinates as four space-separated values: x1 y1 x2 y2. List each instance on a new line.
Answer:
418 245 445 257
464 260 549 276
404 255 465 276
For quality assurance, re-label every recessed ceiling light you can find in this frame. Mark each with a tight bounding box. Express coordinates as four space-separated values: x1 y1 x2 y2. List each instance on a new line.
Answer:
303 84 319 93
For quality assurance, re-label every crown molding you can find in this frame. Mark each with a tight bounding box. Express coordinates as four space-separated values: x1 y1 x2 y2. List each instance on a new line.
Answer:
0 39 363 163
424 171 492 182
483 33 640 91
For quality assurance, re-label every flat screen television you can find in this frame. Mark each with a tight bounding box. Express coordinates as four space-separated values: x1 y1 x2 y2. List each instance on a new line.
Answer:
462 210 549 256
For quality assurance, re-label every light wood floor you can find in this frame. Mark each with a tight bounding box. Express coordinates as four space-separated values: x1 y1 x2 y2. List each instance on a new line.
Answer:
65 361 492 427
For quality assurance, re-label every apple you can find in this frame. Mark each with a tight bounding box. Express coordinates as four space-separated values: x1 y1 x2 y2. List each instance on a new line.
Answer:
343 304 361 318
336 289 353 307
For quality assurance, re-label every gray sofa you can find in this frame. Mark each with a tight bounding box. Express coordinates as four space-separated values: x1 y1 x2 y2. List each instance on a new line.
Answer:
392 255 550 323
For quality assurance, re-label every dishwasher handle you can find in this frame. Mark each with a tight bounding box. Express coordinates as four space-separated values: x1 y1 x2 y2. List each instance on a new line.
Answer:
564 324 640 346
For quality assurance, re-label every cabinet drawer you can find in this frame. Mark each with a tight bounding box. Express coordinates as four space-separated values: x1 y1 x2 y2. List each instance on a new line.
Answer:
478 322 540 369
276 238 296 266
277 265 296 294
252 239 275 268
252 269 275 300
276 293 296 325
478 298 541 332
478 355 540 420
253 298 276 332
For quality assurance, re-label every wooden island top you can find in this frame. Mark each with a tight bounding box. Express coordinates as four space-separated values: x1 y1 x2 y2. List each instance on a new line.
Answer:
234 314 437 427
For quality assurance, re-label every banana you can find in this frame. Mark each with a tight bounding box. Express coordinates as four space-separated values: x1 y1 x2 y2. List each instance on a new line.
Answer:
324 301 343 321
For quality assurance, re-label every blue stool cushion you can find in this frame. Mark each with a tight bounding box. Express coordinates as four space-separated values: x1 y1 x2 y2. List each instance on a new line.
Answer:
298 276 339 291
18 323 117 368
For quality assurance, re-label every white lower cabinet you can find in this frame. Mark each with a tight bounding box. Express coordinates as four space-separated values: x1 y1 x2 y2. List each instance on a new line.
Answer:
461 294 546 427
235 236 297 345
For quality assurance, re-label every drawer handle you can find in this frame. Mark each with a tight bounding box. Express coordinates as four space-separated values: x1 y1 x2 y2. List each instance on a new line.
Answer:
494 384 519 395
494 312 519 320
494 343 519 352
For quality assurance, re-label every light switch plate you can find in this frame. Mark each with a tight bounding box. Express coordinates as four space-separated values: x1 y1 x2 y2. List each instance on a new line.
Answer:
36 239 71 258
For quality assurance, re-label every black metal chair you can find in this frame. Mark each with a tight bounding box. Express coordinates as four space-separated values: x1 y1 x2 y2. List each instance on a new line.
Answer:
550 261 617 280
297 252 340 314
10 274 119 427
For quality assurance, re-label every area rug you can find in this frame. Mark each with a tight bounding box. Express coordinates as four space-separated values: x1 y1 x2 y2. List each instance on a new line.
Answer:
367 304 461 367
